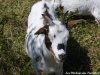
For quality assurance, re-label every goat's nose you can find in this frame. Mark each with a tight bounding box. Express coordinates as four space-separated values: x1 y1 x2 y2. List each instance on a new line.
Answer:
58 54 66 61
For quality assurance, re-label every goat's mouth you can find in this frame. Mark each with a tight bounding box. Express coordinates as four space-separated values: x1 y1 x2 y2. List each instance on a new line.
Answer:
55 58 65 63
56 56 66 63
58 53 66 62
49 48 59 63
49 48 65 63
51 52 65 63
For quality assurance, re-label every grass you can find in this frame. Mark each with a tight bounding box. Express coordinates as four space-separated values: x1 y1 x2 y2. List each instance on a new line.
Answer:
0 0 100 75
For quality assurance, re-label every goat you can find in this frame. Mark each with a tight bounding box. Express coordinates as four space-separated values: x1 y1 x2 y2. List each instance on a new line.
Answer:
42 0 61 9
25 1 69 75
44 0 100 25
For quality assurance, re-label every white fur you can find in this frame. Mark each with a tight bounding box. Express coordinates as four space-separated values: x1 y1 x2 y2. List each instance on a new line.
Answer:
45 0 100 24
25 1 69 75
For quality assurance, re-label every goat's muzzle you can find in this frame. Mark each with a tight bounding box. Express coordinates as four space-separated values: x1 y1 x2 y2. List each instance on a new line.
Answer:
58 53 66 62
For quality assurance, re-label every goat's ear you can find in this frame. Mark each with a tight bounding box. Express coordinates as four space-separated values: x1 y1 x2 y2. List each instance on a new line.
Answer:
61 11 69 28
59 5 68 25
59 5 64 13
42 10 54 25
42 14 49 26
61 11 68 24
35 25 49 35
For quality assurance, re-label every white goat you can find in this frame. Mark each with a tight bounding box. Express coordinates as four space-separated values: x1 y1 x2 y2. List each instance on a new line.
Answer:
44 0 100 24
25 1 69 75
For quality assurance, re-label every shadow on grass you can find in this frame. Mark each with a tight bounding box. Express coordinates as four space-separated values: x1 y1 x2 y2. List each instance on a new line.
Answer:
0 37 13 75
63 37 92 75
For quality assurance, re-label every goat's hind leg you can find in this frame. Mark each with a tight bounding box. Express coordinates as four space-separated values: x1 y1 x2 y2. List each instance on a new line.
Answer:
95 18 100 26
92 10 100 26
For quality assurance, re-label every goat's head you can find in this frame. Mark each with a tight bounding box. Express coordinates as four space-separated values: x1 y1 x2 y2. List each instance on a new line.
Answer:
35 8 69 63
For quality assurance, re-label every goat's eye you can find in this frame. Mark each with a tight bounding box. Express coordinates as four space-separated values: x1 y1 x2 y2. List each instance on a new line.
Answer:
58 31 62 33
54 35 56 38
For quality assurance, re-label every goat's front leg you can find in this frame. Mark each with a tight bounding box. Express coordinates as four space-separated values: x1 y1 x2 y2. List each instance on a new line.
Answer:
55 68 63 75
32 59 42 75
48 72 56 75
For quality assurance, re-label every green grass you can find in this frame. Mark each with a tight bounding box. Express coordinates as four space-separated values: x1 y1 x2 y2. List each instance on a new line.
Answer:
0 0 100 75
